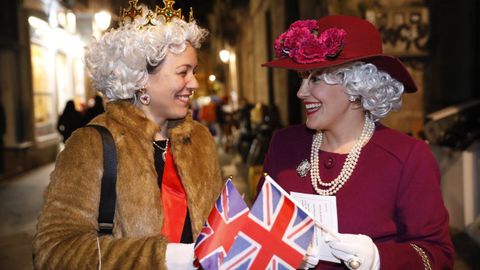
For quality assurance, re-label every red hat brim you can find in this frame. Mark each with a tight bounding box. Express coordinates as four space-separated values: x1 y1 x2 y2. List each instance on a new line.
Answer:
262 54 417 93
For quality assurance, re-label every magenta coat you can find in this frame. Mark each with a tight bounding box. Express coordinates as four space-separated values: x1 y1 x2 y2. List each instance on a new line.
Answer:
259 124 454 269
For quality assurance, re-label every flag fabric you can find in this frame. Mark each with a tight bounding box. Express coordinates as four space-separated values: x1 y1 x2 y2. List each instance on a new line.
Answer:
194 179 250 270
195 176 315 270
221 176 315 269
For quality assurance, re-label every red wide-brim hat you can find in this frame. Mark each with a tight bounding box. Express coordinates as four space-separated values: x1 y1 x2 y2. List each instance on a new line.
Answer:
262 15 417 93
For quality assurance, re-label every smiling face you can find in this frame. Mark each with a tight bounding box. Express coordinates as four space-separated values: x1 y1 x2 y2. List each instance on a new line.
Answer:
297 69 358 131
142 44 199 124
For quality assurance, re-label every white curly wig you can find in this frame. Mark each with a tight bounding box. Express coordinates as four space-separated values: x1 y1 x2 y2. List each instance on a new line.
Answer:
320 61 404 121
84 5 208 101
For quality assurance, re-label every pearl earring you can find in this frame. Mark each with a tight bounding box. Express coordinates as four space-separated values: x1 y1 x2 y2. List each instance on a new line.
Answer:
348 95 357 102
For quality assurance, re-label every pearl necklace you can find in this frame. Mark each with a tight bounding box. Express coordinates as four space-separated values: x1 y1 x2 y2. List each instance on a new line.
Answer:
310 115 375 196
152 139 169 162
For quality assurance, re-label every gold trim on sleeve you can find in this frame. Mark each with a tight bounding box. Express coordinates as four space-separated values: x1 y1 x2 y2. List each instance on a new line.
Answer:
411 243 432 270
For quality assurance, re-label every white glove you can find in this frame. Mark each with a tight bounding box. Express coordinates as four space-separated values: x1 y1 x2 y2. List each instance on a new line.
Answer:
165 243 197 270
299 242 319 269
326 233 380 270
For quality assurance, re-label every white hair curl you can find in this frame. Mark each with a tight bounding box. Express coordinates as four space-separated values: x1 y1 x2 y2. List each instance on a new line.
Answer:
84 9 208 101
321 62 404 121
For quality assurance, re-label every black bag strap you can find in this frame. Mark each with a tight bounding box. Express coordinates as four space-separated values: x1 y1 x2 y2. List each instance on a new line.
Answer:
87 125 117 235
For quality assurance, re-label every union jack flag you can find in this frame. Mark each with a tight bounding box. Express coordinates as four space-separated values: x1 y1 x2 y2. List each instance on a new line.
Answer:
222 176 315 269
194 179 250 270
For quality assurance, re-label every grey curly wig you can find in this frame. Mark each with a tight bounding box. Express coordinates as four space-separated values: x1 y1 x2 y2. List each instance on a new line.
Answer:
320 61 404 121
84 6 208 101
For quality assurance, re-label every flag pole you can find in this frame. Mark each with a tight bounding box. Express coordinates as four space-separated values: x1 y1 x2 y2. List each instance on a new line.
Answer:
313 221 340 241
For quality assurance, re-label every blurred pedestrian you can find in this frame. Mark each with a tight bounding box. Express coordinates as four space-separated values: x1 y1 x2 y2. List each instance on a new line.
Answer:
250 102 265 130
237 98 255 163
199 99 218 136
57 100 83 142
33 1 223 269
83 95 105 125
238 97 254 133
215 96 226 144
260 15 454 269
191 98 200 121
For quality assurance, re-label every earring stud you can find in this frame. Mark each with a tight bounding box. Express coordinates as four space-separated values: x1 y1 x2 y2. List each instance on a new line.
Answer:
140 94 150 105
138 88 150 105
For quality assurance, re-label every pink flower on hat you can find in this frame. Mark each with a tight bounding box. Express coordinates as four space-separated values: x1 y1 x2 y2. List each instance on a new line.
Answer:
290 20 319 31
295 34 327 63
274 19 346 64
319 28 346 58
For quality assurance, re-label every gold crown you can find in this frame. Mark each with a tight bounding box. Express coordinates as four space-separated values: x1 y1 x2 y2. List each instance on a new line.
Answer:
119 0 194 27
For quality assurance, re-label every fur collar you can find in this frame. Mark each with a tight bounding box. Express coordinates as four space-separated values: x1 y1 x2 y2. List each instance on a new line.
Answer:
105 100 195 143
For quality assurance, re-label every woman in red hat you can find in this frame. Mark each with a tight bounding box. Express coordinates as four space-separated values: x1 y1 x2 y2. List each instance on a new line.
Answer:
259 16 454 269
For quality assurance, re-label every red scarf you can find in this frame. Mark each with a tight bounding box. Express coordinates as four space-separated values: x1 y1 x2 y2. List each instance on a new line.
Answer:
161 142 188 242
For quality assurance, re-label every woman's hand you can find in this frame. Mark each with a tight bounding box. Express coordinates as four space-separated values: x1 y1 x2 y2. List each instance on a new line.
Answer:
165 243 197 269
326 233 380 270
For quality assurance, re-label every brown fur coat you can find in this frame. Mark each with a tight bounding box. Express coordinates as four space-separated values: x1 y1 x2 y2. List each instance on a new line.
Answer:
33 101 224 269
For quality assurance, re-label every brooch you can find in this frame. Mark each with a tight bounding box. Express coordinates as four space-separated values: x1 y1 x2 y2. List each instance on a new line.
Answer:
296 159 311 178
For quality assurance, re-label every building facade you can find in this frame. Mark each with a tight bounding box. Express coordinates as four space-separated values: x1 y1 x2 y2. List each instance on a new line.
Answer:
0 0 111 178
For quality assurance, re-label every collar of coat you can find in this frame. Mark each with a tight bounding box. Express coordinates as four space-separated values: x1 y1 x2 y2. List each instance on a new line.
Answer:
105 100 194 145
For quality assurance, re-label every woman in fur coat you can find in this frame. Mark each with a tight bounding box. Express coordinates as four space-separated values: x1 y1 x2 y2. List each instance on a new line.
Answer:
33 1 223 269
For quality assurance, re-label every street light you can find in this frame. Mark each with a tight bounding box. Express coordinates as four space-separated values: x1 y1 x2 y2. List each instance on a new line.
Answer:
208 74 216 82
219 49 230 63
